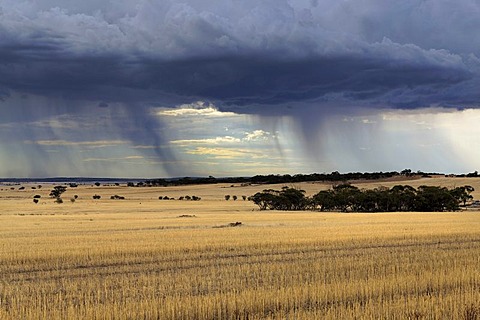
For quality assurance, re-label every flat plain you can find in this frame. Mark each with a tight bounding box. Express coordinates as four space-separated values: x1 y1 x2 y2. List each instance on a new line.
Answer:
0 176 479 319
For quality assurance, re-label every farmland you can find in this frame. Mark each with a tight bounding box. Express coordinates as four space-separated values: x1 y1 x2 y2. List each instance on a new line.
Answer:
0 177 479 319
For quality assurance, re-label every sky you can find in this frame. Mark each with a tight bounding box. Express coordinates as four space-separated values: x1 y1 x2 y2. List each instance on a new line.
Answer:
1 0 480 178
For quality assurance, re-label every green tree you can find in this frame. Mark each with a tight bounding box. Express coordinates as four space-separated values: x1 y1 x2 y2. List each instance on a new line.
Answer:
311 190 335 211
49 186 67 198
332 184 361 212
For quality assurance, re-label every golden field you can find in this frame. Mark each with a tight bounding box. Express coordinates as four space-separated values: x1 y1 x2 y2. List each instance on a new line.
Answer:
0 176 479 319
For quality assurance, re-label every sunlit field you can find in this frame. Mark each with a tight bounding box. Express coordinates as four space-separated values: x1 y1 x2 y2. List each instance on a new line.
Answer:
1 177 479 319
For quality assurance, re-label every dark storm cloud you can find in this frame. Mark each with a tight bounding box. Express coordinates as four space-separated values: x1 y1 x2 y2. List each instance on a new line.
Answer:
2 0 480 177
1 0 479 113
0 39 474 112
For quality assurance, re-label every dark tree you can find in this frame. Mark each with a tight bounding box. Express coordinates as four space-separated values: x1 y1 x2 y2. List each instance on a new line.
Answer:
49 186 67 198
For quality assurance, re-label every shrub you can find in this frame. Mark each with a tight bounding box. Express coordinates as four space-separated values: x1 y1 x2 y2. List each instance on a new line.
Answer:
232 195 238 201
225 195 230 201
55 197 63 204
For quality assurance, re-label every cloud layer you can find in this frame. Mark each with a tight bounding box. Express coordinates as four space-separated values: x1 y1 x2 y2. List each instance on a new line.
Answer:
2 0 480 177
1 0 480 111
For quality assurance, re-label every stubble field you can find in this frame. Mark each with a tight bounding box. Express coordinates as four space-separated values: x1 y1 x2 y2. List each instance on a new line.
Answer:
0 177 479 319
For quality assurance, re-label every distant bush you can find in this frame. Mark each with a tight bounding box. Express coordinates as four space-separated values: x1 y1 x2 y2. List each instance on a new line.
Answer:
225 195 230 201
242 196 247 201
232 195 238 201
70 198 76 203
92 195 101 200
33 195 41 199
55 197 63 204
33 199 39 204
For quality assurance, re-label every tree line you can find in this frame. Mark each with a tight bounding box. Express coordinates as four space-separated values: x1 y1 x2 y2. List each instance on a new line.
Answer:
249 184 475 212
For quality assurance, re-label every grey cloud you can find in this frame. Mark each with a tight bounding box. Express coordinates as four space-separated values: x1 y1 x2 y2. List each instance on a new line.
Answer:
0 0 478 112
2 0 480 177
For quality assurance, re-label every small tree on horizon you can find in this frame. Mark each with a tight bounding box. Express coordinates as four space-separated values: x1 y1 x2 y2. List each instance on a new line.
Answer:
49 186 67 198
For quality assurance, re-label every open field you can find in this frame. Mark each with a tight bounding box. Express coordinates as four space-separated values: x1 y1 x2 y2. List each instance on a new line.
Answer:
1 177 480 319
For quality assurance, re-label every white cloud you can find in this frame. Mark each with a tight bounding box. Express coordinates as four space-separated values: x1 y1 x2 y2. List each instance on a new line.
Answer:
83 155 145 162
157 102 238 118
243 130 273 141
185 147 267 159
171 136 241 146
170 130 273 146
24 139 128 148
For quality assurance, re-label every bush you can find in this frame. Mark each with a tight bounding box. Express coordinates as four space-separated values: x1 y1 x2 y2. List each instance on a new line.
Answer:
93 195 101 200
55 197 63 204
225 195 230 201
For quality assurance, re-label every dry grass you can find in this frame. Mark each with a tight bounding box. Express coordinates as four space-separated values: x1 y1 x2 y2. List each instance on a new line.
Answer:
0 178 479 319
